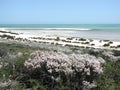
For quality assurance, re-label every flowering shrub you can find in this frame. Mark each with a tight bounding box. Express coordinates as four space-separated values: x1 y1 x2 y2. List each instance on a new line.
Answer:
24 51 105 89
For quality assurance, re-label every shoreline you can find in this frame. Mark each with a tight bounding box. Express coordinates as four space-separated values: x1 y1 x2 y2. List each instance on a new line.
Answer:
0 28 120 50
0 28 92 31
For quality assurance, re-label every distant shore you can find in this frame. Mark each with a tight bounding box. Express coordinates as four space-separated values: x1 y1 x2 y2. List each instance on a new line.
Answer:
0 28 120 50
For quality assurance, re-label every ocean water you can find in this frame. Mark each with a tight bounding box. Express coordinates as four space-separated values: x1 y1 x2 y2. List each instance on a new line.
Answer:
0 24 120 30
0 24 120 40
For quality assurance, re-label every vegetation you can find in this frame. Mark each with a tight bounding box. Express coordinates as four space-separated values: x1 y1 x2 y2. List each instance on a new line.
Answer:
103 43 110 47
91 44 95 46
103 40 110 42
81 42 90 44
0 34 15 39
55 37 60 41
0 42 120 90
67 37 73 40
79 38 86 41
117 45 120 48
108 41 113 44
97 61 120 90
0 30 19 35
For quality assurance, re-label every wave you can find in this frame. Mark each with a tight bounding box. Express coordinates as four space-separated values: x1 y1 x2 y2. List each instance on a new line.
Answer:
36 28 93 31
1 28 93 31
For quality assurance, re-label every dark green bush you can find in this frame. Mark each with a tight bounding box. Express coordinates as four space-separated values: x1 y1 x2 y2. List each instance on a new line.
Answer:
67 38 73 40
79 38 86 41
97 61 120 90
0 47 8 58
55 37 60 41
113 50 120 56
0 34 15 39
103 43 110 47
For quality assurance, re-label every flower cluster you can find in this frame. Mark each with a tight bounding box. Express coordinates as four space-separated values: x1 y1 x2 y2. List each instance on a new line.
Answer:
102 51 120 61
24 50 105 89
25 51 105 75
24 51 72 74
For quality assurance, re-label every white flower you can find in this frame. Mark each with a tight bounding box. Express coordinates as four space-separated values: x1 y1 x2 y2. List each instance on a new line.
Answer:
24 51 105 75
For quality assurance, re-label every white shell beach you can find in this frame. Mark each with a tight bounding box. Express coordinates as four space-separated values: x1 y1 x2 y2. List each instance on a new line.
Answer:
0 28 120 50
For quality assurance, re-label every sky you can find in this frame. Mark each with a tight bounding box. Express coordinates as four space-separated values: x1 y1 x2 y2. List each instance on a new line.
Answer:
0 0 120 24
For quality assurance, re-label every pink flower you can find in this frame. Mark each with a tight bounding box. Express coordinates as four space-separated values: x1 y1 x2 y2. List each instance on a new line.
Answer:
24 51 105 75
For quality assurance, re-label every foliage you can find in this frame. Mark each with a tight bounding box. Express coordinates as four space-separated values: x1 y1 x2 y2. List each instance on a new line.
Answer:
103 43 110 47
79 38 86 41
23 51 105 90
97 60 120 90
0 34 15 39
0 42 120 90
55 37 60 41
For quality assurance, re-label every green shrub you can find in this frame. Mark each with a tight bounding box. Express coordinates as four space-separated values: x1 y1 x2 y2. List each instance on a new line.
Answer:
103 43 110 47
55 37 60 41
67 37 73 40
109 41 113 44
97 61 120 90
103 40 110 42
113 50 120 56
0 47 8 58
91 44 95 46
0 34 15 39
117 45 120 48
79 38 86 41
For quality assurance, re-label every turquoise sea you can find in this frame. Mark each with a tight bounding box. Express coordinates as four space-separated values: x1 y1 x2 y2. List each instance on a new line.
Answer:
0 24 120 30
0 24 120 40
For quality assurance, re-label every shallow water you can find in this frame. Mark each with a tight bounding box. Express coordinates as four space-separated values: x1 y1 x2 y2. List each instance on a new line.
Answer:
0 24 120 40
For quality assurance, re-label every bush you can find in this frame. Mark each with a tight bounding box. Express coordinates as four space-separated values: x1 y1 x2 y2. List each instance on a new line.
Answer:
117 45 120 48
103 40 110 42
103 43 110 47
79 38 86 41
82 42 90 44
0 48 8 58
91 44 95 46
113 50 120 56
55 37 60 41
108 41 113 44
23 51 105 90
0 34 15 39
97 61 120 90
67 38 73 40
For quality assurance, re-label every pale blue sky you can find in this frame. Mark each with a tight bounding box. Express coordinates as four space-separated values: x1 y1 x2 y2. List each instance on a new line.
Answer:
0 0 120 24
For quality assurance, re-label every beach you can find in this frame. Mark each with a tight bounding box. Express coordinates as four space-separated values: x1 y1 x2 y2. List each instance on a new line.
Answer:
1 24 120 40
1 0 120 89
0 27 120 50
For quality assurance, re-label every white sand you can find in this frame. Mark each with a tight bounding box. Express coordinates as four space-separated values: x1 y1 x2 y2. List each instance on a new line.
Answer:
0 28 120 50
